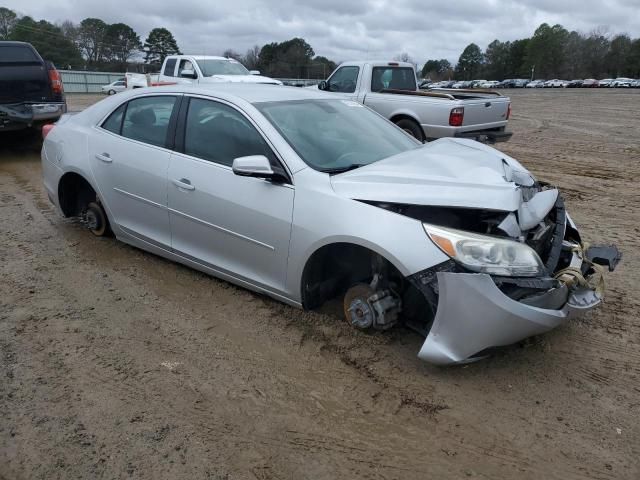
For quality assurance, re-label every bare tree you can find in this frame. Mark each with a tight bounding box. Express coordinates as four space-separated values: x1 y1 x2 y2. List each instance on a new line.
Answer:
0 7 18 40
77 18 108 65
59 20 79 45
394 52 414 63
222 49 242 61
244 45 261 70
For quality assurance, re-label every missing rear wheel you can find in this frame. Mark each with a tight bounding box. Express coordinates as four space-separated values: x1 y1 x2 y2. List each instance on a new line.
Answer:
84 202 110 237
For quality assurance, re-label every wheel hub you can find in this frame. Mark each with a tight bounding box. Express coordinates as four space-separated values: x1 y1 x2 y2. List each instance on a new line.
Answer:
84 209 99 230
343 282 401 331
347 297 374 329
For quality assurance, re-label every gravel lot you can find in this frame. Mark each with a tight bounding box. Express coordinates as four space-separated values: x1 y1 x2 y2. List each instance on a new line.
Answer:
1 89 639 479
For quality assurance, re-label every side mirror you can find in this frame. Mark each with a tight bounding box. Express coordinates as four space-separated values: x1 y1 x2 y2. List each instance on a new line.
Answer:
232 155 274 179
249 70 261 75
180 69 197 79
318 80 328 91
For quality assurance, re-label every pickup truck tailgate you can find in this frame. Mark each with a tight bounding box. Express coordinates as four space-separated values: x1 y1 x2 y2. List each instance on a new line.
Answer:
0 45 52 104
460 97 510 130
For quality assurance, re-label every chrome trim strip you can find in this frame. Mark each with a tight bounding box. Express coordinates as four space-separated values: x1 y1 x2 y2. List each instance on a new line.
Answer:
113 187 167 210
168 207 275 251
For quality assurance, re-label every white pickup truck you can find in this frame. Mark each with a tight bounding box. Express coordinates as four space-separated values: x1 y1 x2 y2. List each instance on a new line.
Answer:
157 55 282 86
316 61 512 143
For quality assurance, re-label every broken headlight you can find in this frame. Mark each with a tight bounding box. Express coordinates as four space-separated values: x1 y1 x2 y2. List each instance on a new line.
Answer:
423 223 544 277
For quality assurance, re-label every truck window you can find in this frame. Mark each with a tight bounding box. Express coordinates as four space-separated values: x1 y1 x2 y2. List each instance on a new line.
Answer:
0 45 40 63
327 66 359 93
196 59 250 76
371 67 416 91
178 59 194 75
163 58 177 77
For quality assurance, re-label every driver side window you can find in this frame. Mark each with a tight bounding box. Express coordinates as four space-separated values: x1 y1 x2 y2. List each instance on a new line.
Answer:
328 66 359 93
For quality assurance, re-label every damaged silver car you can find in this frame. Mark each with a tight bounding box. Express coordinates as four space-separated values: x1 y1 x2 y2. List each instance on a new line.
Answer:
41 84 620 365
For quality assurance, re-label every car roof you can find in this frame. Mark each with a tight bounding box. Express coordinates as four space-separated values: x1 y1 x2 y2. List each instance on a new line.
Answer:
338 60 415 68
0 41 30 46
133 83 332 104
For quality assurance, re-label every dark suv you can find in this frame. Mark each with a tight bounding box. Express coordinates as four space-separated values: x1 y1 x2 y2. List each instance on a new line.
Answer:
0 41 67 133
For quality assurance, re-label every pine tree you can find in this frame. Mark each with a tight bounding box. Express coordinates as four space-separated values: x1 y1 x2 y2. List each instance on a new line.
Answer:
143 28 180 68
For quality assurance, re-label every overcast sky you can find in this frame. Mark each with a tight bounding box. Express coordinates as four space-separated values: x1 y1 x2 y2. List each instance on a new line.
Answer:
4 0 639 64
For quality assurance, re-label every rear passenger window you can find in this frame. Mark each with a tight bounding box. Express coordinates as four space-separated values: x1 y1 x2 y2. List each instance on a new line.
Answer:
183 98 276 167
101 103 126 134
163 58 176 77
121 96 177 148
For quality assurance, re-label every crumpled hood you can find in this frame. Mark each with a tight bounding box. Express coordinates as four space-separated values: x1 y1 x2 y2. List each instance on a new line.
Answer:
199 74 282 85
331 138 537 212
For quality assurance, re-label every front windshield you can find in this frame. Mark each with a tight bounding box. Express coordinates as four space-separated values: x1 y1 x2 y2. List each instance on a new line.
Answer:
196 59 250 76
255 100 420 172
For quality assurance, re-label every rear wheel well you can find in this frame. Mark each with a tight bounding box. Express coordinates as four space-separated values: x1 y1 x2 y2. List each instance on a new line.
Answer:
58 172 97 217
390 114 424 142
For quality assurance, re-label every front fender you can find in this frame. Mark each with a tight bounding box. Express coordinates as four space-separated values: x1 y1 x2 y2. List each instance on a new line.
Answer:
285 169 449 302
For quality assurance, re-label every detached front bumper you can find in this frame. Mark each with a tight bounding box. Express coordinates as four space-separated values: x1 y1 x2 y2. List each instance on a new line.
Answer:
418 271 601 364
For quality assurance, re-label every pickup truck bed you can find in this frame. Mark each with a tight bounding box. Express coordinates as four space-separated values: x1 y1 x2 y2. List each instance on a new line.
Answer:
0 41 66 132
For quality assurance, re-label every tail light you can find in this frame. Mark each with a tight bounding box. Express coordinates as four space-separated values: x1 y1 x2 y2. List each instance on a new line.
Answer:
506 103 512 120
449 107 464 127
42 124 54 139
48 68 64 95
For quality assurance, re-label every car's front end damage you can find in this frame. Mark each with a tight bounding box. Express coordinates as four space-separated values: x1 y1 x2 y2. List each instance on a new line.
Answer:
410 205 619 364
331 138 620 364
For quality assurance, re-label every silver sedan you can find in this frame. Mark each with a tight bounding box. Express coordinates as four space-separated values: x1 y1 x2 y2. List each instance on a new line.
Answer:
41 84 620 364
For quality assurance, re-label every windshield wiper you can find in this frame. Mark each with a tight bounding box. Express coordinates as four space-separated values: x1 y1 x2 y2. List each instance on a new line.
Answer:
320 164 367 174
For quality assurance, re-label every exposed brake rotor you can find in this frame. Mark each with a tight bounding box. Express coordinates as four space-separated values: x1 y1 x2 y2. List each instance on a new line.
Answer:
343 283 376 330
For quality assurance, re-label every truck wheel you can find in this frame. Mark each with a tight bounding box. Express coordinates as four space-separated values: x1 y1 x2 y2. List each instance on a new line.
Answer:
394 119 424 142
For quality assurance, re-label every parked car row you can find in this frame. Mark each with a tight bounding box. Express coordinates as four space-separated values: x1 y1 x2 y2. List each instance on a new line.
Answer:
420 77 640 90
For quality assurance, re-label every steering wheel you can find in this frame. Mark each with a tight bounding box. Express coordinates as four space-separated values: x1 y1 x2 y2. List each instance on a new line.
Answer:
341 80 356 92
331 79 356 92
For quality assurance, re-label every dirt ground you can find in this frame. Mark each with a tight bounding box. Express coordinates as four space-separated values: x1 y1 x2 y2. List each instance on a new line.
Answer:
1 89 639 479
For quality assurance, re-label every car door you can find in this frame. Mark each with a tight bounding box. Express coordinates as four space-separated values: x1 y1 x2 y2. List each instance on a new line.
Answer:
88 94 179 249
325 65 360 100
167 96 294 293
